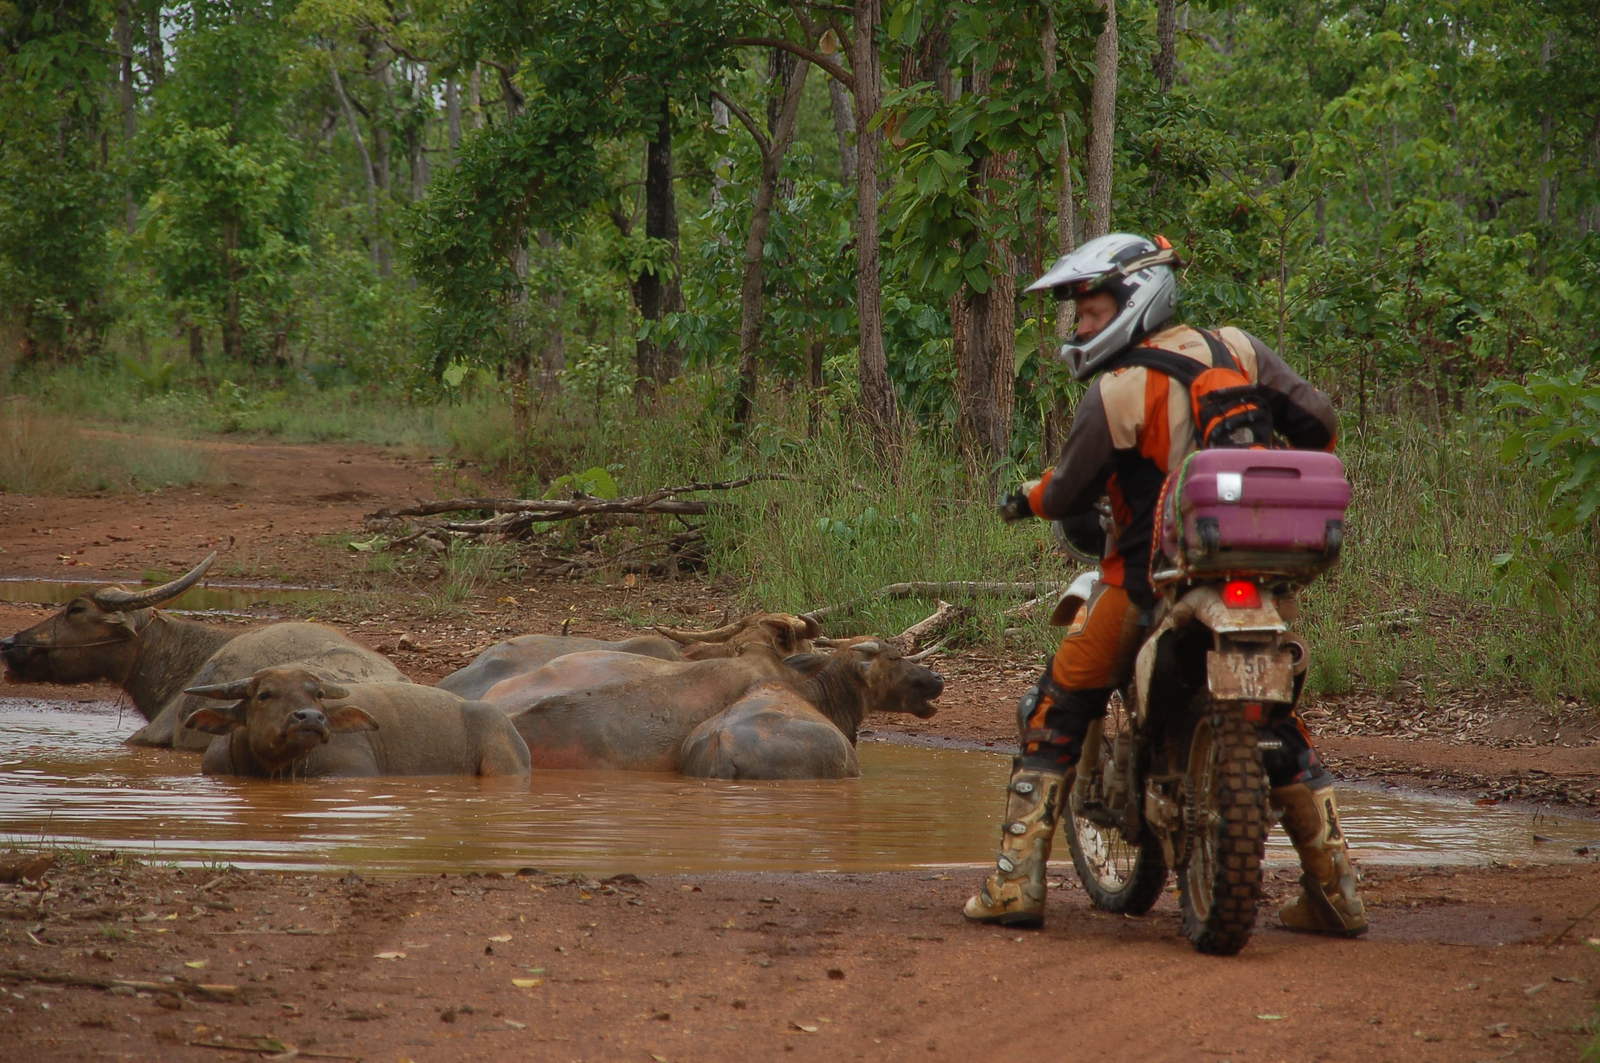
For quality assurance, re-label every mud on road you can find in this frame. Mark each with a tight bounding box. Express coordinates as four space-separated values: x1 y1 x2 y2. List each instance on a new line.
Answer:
2 435 1598 1061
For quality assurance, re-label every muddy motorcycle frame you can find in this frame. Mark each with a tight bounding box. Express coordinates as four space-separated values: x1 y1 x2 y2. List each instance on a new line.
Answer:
1055 448 1349 956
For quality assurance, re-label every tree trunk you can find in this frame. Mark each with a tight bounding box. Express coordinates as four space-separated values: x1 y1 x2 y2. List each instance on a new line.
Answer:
953 64 1017 474
327 49 385 275
221 217 244 362
1536 33 1555 231
732 52 811 429
634 97 684 394
509 241 533 460
364 34 393 277
445 78 462 154
829 79 857 183
536 230 565 392
143 1 164 88
851 0 897 441
1587 110 1600 234
116 1 137 233
1084 0 1118 240
1154 0 1177 93
1042 11 1076 459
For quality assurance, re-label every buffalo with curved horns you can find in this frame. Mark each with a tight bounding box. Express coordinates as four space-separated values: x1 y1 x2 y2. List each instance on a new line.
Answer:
185 667 530 779
478 640 942 778
436 612 820 700
0 553 407 749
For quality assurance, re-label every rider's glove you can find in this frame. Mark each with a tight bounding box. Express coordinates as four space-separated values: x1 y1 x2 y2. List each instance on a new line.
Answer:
997 480 1041 522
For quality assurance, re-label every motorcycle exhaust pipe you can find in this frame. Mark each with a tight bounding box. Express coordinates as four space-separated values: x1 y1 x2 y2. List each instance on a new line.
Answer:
1282 635 1311 677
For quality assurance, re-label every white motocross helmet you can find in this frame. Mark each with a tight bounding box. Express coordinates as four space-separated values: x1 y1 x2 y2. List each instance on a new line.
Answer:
1024 233 1182 380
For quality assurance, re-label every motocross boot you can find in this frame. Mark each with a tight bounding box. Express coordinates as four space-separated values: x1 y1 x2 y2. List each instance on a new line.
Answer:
1273 783 1368 936
962 761 1068 928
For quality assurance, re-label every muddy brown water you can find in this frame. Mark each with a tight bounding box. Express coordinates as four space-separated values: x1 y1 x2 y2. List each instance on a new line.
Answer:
2 698 1595 877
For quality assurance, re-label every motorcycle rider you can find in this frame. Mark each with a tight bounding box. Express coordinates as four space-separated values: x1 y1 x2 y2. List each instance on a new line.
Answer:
962 233 1368 937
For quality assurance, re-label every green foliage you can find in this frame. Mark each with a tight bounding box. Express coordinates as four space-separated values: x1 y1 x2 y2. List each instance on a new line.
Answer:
1486 369 1600 616
0 0 115 359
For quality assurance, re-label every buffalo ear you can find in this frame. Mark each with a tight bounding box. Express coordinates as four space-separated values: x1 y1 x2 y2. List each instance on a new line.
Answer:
326 705 378 733
762 618 797 653
184 704 246 734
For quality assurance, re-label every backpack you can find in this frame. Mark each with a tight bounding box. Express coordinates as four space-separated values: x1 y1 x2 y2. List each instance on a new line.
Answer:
1119 330 1275 448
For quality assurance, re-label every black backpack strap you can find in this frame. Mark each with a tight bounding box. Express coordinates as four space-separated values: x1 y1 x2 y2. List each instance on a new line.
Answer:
1116 330 1239 383
1195 329 1240 373
1116 347 1203 386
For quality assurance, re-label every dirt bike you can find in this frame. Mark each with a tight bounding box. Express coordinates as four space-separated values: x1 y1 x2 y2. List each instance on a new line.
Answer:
1056 447 1350 955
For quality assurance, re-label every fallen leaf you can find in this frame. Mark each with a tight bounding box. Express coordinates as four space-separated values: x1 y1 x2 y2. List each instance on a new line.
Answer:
1256 1014 1284 1021
487 934 513 943
791 1022 819 1033
511 978 543 989
183 960 208 969
374 951 407 961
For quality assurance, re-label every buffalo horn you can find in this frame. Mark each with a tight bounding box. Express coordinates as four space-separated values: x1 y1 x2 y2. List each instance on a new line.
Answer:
654 619 745 643
797 613 823 639
319 681 351 700
93 551 217 611
184 677 252 701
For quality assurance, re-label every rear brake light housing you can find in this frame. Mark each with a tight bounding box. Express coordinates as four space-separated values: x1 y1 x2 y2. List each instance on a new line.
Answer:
1221 580 1261 609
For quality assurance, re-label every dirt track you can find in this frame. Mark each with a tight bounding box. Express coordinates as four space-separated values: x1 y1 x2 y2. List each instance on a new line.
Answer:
2 436 1598 1061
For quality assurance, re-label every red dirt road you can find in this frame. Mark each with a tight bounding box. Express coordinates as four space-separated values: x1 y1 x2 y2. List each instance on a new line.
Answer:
2 436 1597 1061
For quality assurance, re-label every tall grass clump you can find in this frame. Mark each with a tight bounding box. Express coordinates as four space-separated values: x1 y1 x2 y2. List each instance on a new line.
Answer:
1299 412 1599 705
0 402 218 494
700 406 1076 645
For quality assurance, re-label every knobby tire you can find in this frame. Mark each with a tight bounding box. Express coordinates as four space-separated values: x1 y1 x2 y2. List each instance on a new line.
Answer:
1063 696 1167 916
1179 705 1268 956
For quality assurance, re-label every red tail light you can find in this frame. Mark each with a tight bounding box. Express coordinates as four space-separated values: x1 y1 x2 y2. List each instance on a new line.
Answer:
1221 580 1261 609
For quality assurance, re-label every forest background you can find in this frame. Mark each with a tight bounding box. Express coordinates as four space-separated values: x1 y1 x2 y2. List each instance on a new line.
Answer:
1 0 1597 714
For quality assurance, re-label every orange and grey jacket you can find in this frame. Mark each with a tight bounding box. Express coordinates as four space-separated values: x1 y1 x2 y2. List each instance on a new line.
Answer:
1028 324 1338 607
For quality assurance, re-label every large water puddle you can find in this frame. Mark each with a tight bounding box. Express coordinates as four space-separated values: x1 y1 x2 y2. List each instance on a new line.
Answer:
2 698 1595 876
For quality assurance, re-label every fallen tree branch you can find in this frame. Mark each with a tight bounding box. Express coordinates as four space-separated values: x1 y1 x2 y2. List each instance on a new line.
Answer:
893 599 970 653
807 581 1068 622
368 473 804 521
0 968 240 1000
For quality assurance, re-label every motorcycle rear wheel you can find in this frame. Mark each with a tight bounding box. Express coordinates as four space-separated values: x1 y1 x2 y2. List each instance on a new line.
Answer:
1179 705 1269 956
1063 694 1167 915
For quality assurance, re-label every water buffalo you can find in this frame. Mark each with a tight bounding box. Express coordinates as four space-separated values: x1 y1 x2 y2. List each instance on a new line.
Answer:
436 612 821 699
0 553 406 750
678 645 940 779
478 641 942 777
184 667 531 779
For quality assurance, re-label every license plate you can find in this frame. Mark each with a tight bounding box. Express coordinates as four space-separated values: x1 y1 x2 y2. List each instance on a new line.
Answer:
1207 649 1294 703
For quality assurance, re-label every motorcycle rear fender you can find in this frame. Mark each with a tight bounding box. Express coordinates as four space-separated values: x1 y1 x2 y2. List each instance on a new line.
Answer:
1130 584 1290 722
1184 584 1288 636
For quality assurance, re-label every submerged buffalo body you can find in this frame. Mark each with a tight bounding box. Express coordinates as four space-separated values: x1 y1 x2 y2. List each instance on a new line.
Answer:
437 634 682 700
480 643 942 778
0 553 406 750
185 667 531 779
436 613 820 700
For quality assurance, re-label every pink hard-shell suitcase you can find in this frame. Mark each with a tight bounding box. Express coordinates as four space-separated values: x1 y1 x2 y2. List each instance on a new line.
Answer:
1154 449 1351 581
